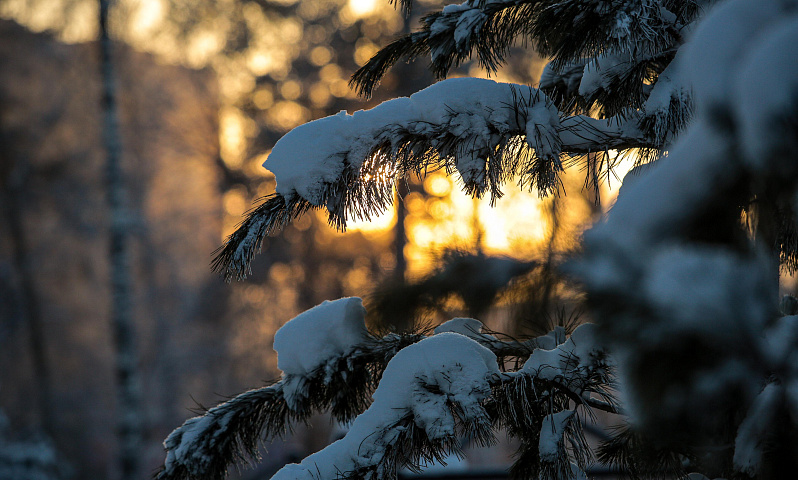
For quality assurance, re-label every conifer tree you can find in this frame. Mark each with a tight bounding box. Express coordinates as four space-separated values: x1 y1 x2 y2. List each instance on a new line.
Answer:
157 0 798 479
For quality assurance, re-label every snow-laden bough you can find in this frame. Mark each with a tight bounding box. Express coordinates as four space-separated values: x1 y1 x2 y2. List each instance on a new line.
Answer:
213 77 646 281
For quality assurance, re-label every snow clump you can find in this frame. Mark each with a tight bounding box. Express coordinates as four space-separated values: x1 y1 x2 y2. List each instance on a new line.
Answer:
274 297 368 408
271 333 500 480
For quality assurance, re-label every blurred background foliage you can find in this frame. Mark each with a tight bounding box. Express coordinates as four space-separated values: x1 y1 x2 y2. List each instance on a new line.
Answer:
0 0 629 478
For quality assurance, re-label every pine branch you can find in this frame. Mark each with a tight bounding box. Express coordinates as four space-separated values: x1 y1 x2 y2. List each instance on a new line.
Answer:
269 333 499 480
211 194 311 281
596 423 688 480
351 0 682 99
636 53 693 148
638 89 692 148
488 323 617 479
156 385 289 480
350 32 430 98
156 332 424 480
352 0 536 97
157 313 615 480
531 0 681 69
213 79 649 280
335 415 466 480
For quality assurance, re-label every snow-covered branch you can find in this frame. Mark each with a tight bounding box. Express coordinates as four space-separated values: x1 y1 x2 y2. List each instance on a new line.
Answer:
271 333 499 480
270 322 611 480
156 299 424 480
213 78 646 281
540 46 691 146
157 298 614 480
352 0 683 98
571 0 798 475
490 322 614 479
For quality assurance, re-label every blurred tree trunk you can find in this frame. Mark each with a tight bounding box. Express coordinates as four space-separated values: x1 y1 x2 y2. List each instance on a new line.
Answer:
389 14 415 285
392 182 407 282
0 140 54 436
98 1 143 478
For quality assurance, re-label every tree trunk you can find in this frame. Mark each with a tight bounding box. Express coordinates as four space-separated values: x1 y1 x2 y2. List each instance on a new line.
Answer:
1 148 54 436
392 182 407 283
98 2 143 478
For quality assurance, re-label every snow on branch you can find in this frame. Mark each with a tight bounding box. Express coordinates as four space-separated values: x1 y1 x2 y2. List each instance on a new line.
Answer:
571 1 798 473
351 0 681 98
638 57 692 147
271 323 612 480
156 298 425 480
540 46 690 142
491 323 615 479
271 333 500 480
213 78 646 281
530 0 681 68
157 297 614 480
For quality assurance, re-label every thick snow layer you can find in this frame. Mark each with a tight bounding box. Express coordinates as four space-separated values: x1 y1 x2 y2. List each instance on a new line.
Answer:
271 333 499 480
263 78 561 205
274 297 368 407
682 0 783 110
264 103 413 205
733 16 798 169
274 297 368 376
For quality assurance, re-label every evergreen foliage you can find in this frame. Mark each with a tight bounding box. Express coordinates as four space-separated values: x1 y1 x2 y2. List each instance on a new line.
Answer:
161 0 798 479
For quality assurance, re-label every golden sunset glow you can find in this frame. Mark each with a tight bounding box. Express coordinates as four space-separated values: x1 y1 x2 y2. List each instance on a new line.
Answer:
348 208 397 232
2 0 598 296
599 150 638 209
347 0 379 17
402 171 551 277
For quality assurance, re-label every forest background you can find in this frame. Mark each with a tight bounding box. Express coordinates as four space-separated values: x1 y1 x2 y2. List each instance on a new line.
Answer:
0 0 624 478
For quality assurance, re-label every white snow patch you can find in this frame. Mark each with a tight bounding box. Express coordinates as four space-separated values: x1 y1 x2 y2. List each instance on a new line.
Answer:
274 297 368 376
274 297 368 407
522 324 600 380
733 16 798 169
539 409 575 462
264 78 558 206
271 333 499 480
681 0 783 110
